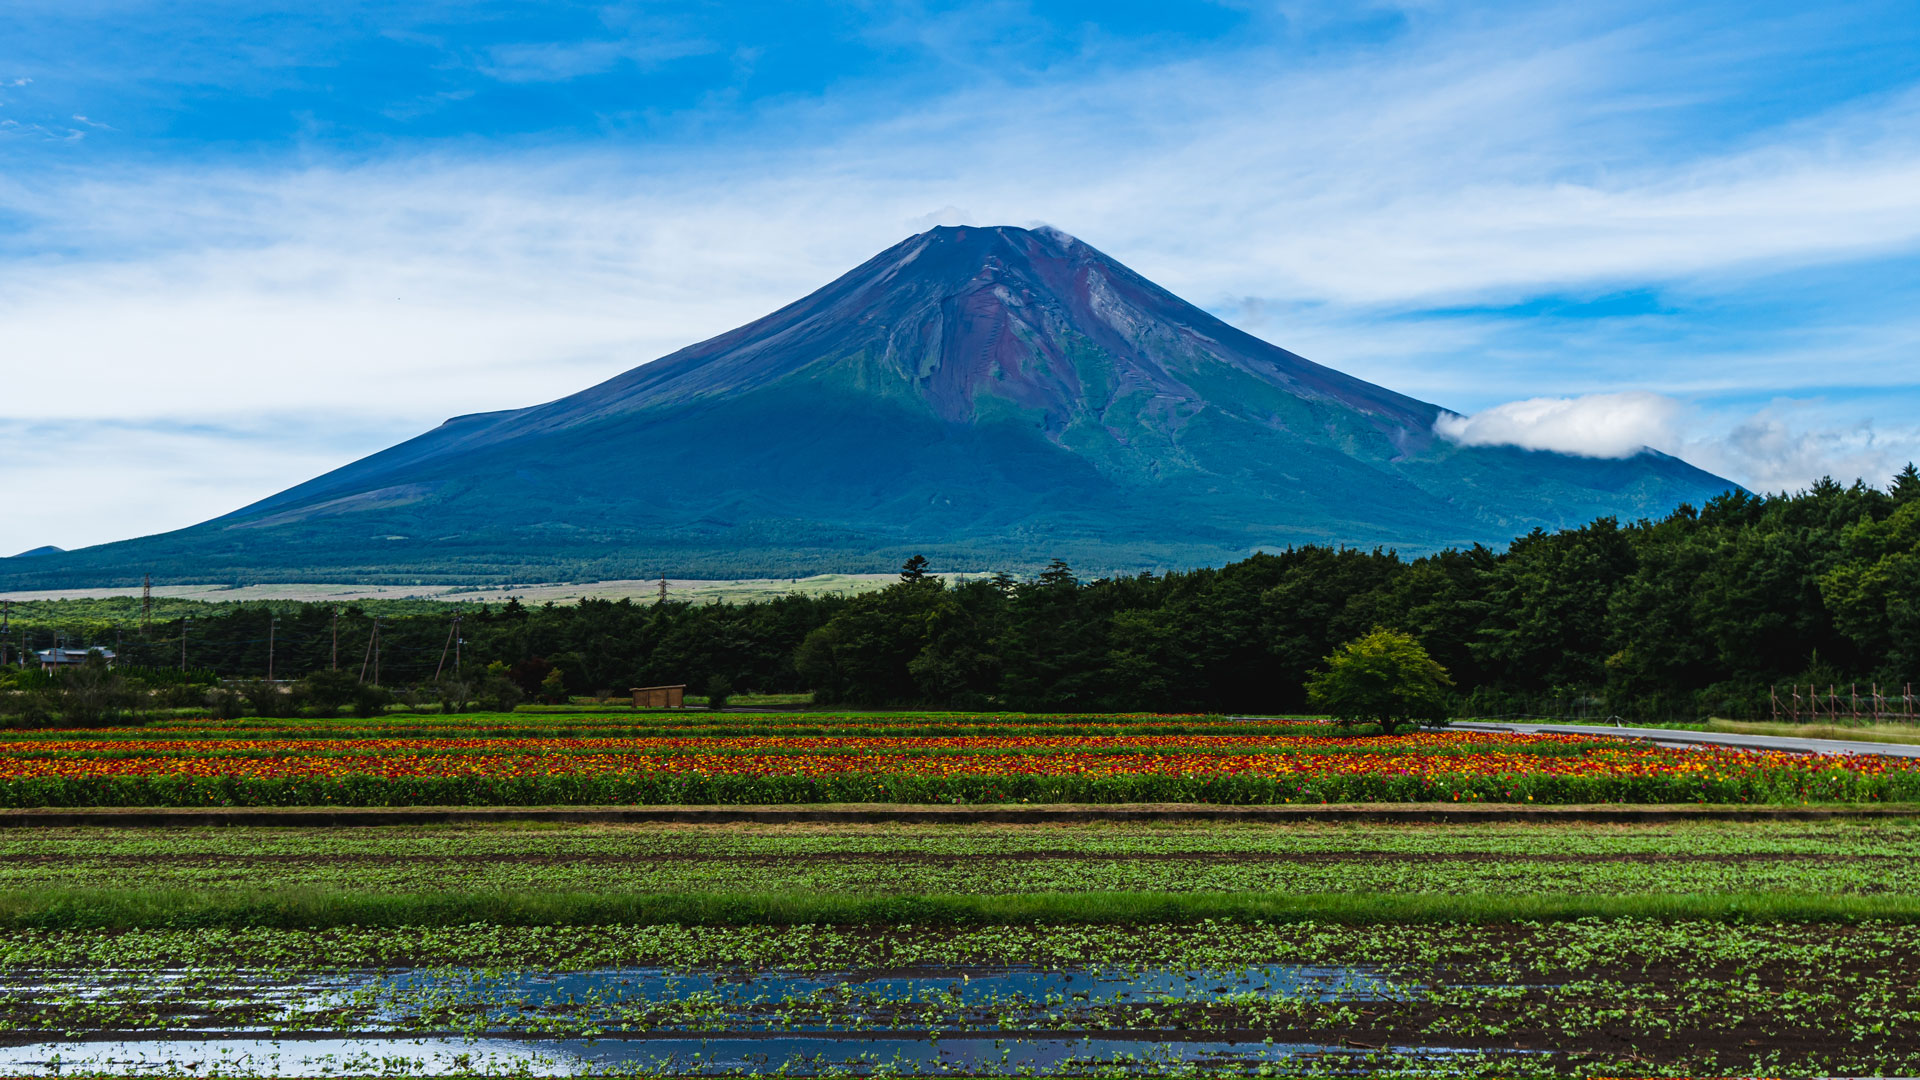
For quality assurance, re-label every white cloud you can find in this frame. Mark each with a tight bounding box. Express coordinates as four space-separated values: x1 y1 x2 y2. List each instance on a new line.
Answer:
0 417 416 554
1435 392 1920 493
905 205 977 231
1696 410 1920 495
1434 392 1685 458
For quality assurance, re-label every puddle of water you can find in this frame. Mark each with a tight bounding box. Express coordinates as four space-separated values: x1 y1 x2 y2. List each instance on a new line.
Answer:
0 964 1446 1075
0 1034 1474 1077
5 964 1405 1033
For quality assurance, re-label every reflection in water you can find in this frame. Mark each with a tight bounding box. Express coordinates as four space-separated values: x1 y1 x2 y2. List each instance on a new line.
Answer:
0 964 1454 1076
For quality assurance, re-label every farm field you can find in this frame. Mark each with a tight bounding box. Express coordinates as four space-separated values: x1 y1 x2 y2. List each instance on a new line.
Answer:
0 572 919 608
5 918 1920 1076
5 818 1920 899
6 710 1920 807
6 712 1920 1076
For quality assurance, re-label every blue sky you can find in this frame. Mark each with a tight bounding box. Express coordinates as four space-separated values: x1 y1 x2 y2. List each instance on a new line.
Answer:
4 0 1920 555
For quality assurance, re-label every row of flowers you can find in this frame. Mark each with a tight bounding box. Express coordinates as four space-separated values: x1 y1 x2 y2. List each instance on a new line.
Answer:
0 730 1612 760
1 737 1915 784
3 714 1912 805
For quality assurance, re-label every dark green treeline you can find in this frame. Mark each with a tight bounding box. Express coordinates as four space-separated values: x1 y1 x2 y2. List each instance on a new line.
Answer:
8 469 1917 720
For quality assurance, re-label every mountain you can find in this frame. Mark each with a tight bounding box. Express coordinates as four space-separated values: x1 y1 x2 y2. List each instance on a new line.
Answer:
0 225 1734 587
8 546 63 559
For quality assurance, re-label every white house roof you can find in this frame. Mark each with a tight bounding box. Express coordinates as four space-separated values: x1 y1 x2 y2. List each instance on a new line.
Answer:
35 647 116 663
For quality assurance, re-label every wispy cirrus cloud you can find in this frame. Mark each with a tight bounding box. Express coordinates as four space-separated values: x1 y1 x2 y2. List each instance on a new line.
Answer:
476 35 715 82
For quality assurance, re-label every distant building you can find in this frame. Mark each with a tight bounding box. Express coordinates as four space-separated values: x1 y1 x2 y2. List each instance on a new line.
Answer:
35 646 115 672
631 684 686 709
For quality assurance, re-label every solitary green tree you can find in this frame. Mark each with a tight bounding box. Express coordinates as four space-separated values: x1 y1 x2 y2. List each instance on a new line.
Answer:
1306 628 1453 733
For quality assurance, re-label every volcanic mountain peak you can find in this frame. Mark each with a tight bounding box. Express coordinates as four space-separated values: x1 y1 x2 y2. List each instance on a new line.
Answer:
477 224 1434 451
0 226 1739 589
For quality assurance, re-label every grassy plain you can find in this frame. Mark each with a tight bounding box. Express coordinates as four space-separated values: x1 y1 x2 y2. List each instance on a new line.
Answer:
1656 717 1920 745
0 573 929 613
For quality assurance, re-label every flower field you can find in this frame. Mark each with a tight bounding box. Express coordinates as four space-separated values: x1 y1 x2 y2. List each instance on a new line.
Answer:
3 712 1917 806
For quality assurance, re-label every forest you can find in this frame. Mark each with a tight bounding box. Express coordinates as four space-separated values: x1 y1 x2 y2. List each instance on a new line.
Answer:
4 467 1916 721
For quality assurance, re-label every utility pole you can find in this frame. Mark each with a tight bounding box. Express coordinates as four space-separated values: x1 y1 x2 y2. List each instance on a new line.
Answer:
358 619 376 683
180 617 191 671
432 613 465 682
434 616 456 682
1 600 9 667
267 612 278 682
374 619 382 686
331 609 339 671
141 574 152 636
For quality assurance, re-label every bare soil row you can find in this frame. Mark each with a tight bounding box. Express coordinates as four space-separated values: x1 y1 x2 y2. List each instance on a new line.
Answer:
4 801 1918 827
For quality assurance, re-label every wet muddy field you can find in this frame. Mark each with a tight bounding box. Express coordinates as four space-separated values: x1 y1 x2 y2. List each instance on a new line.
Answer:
3 920 1918 1076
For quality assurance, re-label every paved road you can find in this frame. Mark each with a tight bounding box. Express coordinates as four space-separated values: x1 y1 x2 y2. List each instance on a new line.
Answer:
1452 720 1920 759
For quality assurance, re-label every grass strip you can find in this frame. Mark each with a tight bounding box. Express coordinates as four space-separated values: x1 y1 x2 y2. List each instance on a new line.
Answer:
9 887 1920 929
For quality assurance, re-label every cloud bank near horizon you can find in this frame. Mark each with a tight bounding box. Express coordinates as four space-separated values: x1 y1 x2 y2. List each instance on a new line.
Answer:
1435 393 1917 495
3 0 1920 553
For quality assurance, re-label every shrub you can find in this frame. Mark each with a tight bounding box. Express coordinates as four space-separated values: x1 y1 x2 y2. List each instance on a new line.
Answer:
350 682 393 719
205 686 246 720
295 670 360 718
434 678 475 714
230 679 289 718
158 683 207 710
704 675 734 711
478 673 524 713
60 654 135 726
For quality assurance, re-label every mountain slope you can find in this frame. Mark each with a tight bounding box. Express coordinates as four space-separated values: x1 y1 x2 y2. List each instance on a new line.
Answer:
1 226 1735 587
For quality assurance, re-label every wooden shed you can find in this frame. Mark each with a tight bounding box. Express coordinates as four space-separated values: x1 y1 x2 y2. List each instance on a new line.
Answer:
631 684 687 709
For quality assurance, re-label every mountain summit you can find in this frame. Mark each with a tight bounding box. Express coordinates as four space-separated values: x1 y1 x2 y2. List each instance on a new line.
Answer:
3 226 1734 586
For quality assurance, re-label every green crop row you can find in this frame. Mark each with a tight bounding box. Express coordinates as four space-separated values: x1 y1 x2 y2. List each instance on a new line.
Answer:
4 819 1916 898
5 767 1917 806
0 711 1280 744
